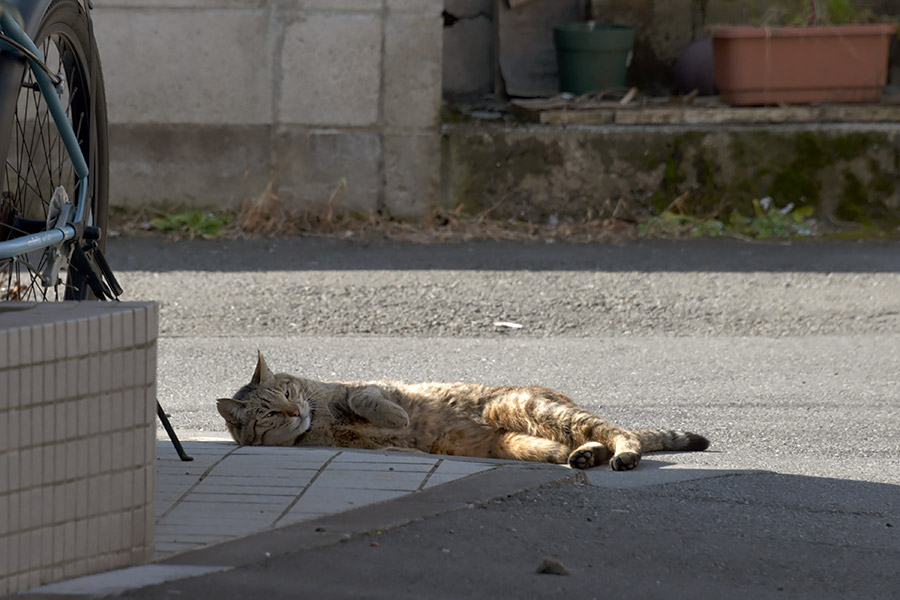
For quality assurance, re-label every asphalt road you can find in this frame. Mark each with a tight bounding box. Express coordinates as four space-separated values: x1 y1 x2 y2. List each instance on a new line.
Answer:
104 237 900 599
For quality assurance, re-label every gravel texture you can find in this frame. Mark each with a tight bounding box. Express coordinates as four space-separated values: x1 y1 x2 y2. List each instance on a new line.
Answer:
109 238 900 338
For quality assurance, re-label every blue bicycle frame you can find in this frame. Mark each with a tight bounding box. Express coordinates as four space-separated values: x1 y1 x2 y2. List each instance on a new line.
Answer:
0 6 90 260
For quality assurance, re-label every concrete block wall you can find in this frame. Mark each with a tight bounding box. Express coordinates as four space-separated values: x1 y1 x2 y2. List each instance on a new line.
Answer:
92 0 443 218
0 302 158 596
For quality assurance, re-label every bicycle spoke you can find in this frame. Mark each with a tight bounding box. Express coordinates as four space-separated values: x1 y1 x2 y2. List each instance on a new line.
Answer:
2 2 106 302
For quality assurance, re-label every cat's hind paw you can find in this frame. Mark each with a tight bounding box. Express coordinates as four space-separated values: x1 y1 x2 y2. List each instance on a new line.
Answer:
567 443 611 469
610 451 641 471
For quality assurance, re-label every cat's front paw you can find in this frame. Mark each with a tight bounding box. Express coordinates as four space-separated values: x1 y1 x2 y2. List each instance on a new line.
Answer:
610 451 640 471
381 406 409 429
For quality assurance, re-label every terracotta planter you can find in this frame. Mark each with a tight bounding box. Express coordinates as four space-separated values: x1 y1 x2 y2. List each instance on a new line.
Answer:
711 24 898 105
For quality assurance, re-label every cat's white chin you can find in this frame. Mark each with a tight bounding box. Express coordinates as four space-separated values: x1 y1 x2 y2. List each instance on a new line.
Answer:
290 414 311 436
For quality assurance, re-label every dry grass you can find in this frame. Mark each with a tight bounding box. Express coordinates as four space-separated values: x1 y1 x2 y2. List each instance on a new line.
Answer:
110 177 641 244
231 190 639 243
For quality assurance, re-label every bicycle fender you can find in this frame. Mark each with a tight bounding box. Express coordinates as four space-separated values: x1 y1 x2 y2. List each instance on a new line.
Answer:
0 0 80 184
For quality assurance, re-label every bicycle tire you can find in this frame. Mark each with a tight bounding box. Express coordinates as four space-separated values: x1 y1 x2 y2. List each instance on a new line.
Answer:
0 0 108 301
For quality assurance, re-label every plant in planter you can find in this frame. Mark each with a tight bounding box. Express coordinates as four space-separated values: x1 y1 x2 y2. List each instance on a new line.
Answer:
710 0 898 105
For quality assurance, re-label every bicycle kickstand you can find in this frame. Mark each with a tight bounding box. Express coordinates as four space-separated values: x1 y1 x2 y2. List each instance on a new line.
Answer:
157 402 194 462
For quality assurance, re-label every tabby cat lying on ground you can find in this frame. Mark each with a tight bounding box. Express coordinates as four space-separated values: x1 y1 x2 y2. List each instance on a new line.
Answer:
216 352 709 471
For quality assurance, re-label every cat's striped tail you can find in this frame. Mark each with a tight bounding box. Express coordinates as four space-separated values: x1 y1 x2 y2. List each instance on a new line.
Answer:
633 429 710 453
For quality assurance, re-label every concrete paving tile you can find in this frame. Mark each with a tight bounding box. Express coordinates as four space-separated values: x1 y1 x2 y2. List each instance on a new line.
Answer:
311 469 426 491
181 492 297 505
209 459 327 476
289 487 408 515
159 502 290 528
331 451 438 465
325 461 435 473
191 483 306 496
233 447 338 461
197 475 318 488
431 460 496 476
170 442 235 453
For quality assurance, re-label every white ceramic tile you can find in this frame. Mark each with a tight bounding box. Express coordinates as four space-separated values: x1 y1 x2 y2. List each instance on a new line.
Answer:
42 405 54 448
53 483 67 523
30 407 42 447
63 521 76 565
40 525 53 568
111 352 124 394
64 320 78 359
6 369 18 409
6 418 19 463
17 328 30 368
63 481 78 522
76 478 89 519
7 451 19 493
134 309 147 344
101 314 113 353
122 350 135 395
76 398 89 438
100 353 112 394
30 327 43 365
28 366 42 409
87 316 101 355
42 323 55 363
19 369 32 411
76 356 89 397
53 442 68 488
75 518 89 560
89 355 101 396
122 310 134 348
55 359 69 401
135 349 146 388
122 388 135 430
18 409 31 451
0 493 7 535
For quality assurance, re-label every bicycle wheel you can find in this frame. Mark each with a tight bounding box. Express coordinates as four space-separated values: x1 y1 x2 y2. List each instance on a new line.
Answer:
0 0 108 300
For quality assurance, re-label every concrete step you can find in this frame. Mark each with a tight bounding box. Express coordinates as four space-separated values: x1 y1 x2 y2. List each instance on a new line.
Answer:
442 99 900 227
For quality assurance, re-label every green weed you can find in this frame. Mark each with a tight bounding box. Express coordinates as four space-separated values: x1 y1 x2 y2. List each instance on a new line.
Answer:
150 210 234 239
639 198 816 239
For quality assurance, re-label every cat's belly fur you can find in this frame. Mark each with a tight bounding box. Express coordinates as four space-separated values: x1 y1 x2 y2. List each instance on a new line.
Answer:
317 411 498 458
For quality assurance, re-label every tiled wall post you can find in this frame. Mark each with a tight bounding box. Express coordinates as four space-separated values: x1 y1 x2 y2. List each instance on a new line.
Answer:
0 302 158 596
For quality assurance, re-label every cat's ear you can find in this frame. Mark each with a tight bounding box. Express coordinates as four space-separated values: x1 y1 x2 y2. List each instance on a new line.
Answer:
217 398 245 426
252 350 275 385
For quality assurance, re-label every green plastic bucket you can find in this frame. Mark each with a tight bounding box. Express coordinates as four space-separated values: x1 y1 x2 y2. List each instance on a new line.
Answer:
554 22 635 94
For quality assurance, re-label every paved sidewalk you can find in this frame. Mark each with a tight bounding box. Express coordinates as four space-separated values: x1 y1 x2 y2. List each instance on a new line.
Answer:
153 439 504 560
23 438 579 597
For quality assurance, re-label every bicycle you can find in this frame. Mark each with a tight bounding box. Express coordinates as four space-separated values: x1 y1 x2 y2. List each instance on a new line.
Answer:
0 0 194 460
0 0 119 301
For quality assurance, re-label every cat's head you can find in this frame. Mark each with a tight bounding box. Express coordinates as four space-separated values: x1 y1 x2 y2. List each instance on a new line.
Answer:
216 352 312 446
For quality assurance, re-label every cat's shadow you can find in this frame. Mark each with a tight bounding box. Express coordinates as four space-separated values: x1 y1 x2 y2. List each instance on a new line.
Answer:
583 457 765 490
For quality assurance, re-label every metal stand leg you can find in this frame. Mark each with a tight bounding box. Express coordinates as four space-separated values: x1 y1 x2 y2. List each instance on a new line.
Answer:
157 402 193 461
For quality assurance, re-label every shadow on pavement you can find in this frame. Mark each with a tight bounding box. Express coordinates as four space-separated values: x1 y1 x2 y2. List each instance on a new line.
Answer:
109 237 900 274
